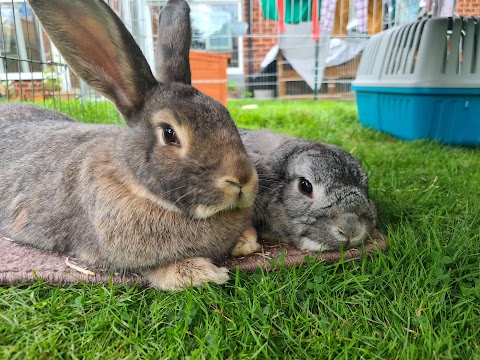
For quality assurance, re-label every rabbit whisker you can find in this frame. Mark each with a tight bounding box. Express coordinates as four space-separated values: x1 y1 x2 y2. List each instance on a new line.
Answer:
172 188 196 207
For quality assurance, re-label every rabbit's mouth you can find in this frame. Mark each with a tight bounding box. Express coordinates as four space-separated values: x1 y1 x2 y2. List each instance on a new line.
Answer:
192 174 257 219
297 224 368 252
330 224 368 249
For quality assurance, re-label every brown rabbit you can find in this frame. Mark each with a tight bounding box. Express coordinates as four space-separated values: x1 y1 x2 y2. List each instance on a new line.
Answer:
0 0 258 290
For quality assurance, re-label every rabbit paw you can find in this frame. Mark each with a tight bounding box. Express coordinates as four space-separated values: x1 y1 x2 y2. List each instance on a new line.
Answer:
231 226 261 257
144 257 230 291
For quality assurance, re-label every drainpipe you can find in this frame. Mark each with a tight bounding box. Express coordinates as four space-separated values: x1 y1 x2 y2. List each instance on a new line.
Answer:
246 0 254 94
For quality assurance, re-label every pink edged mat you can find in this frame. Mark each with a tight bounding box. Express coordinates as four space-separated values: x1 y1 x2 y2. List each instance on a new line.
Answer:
0 230 386 286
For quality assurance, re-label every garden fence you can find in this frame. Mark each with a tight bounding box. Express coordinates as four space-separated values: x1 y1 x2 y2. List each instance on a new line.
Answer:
0 0 472 122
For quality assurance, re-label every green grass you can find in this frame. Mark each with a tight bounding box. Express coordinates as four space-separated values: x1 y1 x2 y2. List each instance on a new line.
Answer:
0 97 123 124
1 99 479 359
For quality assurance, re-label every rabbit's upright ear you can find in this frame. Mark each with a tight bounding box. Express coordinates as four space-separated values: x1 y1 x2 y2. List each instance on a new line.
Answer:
28 0 158 122
155 0 192 85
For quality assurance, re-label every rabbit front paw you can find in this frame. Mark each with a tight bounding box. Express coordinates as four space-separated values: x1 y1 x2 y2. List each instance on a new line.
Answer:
144 257 229 291
231 226 261 257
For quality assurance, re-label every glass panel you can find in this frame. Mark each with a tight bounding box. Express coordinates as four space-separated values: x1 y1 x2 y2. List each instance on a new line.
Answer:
149 1 242 69
0 2 43 74
191 3 239 67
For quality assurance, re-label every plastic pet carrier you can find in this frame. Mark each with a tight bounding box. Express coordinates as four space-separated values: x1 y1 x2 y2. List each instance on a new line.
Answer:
352 17 480 145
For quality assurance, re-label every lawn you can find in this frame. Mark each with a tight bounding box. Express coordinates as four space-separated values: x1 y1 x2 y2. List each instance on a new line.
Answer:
0 99 479 359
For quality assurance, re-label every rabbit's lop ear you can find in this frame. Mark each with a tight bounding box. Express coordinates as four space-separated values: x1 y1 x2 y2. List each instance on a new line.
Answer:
155 0 192 85
28 0 157 122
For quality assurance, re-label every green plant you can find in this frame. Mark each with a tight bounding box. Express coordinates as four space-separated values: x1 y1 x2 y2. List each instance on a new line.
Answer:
227 80 237 93
42 51 64 94
0 80 19 98
242 90 253 99
43 67 62 93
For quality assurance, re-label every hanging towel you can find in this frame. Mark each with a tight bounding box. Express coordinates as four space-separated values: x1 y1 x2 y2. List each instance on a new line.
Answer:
312 0 321 39
320 0 337 32
261 0 315 23
355 0 369 33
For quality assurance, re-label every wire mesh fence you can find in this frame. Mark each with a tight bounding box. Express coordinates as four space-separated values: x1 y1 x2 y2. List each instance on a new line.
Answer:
0 0 475 122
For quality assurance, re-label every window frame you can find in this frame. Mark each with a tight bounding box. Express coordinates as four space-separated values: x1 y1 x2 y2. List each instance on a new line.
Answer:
0 0 48 80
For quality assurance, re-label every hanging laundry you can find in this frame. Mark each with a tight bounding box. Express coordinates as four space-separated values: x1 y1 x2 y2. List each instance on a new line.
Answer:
277 0 286 32
261 0 322 37
355 0 369 33
328 0 383 36
312 0 321 39
432 0 457 17
261 0 317 24
320 0 337 32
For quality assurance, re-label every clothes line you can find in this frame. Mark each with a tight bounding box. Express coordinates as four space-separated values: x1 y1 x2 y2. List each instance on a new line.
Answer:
260 0 458 40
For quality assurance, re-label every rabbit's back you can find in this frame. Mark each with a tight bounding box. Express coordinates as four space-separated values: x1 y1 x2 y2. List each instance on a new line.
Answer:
0 104 75 124
0 104 121 254
0 104 120 175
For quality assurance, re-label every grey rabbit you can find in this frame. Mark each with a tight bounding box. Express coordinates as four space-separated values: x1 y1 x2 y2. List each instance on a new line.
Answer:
0 0 260 290
239 129 377 252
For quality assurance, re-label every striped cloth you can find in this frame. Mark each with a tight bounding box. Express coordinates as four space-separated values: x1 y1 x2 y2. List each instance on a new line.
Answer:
320 0 369 33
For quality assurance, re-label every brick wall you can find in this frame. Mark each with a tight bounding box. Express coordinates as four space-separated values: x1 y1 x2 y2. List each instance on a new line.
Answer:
456 0 480 16
243 0 278 76
0 80 44 100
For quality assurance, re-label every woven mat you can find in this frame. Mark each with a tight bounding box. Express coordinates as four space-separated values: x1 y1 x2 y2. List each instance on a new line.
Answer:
0 230 386 286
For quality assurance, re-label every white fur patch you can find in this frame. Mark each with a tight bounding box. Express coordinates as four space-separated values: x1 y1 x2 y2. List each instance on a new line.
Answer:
193 202 237 219
193 204 224 219
298 237 328 252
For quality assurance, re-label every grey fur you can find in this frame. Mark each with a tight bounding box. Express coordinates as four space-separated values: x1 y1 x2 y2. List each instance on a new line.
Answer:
155 0 192 84
239 129 377 252
0 0 258 290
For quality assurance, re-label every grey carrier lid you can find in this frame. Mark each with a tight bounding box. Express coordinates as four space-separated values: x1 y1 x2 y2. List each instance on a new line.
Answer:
353 17 480 89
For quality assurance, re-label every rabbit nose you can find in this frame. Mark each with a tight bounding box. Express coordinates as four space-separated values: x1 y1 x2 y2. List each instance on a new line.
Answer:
223 173 257 208
236 164 257 188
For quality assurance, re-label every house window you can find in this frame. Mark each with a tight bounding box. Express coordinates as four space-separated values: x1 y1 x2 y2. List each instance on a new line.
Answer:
149 0 245 75
0 1 45 79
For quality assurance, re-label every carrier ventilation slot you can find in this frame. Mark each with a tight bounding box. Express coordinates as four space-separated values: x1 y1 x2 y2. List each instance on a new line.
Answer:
472 18 479 74
409 20 427 74
385 26 404 75
441 17 478 75
441 17 463 74
383 21 426 76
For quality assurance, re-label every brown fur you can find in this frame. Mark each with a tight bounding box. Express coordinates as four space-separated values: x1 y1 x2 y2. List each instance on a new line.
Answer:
0 0 258 290
11 209 28 235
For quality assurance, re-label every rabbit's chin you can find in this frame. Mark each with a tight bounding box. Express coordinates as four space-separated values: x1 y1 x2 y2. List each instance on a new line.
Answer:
296 227 369 252
192 198 253 219
297 238 330 252
296 238 362 252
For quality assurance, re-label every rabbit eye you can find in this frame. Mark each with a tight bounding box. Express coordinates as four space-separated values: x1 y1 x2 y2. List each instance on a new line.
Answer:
298 177 313 196
162 125 180 146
